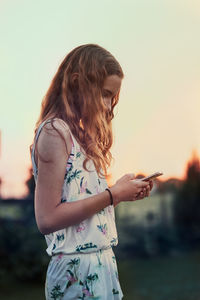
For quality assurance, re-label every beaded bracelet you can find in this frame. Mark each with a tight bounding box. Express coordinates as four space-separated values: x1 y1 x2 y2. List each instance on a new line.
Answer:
105 188 114 206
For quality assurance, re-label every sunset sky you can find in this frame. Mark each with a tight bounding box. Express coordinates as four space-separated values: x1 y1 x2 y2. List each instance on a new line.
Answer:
0 0 200 198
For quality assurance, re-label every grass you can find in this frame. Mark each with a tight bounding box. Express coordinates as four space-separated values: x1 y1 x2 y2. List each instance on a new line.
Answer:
0 248 200 300
118 248 200 300
0 279 45 300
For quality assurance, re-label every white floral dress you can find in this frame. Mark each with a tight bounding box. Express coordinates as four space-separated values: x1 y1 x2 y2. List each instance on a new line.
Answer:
31 119 124 300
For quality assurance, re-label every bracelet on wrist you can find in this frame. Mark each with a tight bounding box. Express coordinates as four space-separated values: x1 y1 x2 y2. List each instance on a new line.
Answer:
105 188 114 206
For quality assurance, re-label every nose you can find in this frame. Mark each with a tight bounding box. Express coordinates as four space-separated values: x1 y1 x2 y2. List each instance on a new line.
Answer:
107 100 112 112
103 97 112 112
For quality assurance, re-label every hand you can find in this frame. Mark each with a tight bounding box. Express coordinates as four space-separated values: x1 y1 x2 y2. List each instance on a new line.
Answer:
110 173 153 206
135 179 153 200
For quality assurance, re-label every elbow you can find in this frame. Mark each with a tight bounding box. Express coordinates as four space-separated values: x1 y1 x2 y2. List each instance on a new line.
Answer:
36 217 53 235
38 224 52 235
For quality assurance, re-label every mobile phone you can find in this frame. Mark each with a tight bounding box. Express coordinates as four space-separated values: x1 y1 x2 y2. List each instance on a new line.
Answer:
141 172 163 181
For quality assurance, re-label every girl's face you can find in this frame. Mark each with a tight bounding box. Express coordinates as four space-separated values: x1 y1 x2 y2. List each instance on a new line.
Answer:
102 75 122 111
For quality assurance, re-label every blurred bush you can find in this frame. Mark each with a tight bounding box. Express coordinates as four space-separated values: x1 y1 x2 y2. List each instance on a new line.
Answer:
0 169 49 283
0 201 49 282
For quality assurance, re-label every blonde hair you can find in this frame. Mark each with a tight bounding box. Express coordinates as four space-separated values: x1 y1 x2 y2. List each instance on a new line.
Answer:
32 44 124 178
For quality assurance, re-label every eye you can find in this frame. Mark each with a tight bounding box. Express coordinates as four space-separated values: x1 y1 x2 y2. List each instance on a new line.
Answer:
102 89 113 99
102 91 110 98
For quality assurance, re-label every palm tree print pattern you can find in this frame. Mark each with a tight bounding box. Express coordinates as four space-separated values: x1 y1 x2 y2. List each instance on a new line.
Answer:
64 258 104 299
50 284 64 299
112 288 119 295
110 238 118 245
56 233 64 242
65 170 93 195
98 208 106 216
97 224 108 235
76 152 81 158
76 242 98 252
78 273 100 299
66 258 80 288
66 169 82 192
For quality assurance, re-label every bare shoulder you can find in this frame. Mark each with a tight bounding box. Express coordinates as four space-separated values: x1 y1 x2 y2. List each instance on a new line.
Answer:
36 118 72 163
43 118 70 137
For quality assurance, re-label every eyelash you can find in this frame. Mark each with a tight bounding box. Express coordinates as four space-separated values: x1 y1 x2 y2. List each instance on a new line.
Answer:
102 93 110 98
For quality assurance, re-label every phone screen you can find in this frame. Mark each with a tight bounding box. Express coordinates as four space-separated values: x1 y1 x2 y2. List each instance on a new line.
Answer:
141 172 163 181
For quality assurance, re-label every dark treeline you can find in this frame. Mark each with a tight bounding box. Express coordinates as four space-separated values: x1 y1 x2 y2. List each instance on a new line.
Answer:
0 152 200 282
173 153 200 246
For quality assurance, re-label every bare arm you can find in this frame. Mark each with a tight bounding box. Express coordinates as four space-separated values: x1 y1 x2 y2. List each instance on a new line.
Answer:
35 119 151 235
35 119 113 235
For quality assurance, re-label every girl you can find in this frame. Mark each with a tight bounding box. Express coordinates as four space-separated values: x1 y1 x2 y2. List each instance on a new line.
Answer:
31 44 153 300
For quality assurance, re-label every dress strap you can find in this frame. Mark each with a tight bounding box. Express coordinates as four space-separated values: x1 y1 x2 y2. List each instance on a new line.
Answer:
31 119 76 178
31 120 51 177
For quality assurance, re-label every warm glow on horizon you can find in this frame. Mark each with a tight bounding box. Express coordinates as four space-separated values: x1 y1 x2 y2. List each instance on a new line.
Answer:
0 0 200 198
2 149 198 199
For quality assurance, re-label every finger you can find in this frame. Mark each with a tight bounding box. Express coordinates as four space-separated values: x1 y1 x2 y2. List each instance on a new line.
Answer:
139 191 146 198
135 192 142 200
135 194 142 201
139 193 146 200
135 189 149 200
149 180 153 190
146 185 150 192
145 185 150 194
140 186 149 194
139 181 150 188
141 188 146 193
141 189 149 198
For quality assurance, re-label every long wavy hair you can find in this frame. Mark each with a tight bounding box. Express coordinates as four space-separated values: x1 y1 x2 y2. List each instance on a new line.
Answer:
31 44 124 178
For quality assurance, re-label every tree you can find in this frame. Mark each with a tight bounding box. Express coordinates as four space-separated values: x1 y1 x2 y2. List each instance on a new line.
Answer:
25 168 35 198
173 151 200 245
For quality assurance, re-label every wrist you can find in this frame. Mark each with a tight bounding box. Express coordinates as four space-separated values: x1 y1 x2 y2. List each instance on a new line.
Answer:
105 188 113 205
109 186 120 207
